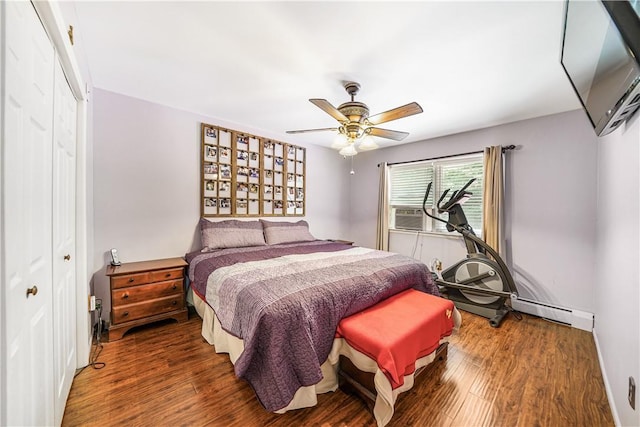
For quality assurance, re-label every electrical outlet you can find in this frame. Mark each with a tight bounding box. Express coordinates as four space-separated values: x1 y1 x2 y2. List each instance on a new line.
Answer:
89 295 96 311
629 376 636 410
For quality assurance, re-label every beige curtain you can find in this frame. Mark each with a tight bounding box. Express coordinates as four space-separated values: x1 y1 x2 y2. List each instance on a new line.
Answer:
376 162 389 251
482 146 503 255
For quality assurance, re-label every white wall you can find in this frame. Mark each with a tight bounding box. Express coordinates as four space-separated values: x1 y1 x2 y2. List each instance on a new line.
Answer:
349 109 599 312
91 89 350 318
594 116 640 427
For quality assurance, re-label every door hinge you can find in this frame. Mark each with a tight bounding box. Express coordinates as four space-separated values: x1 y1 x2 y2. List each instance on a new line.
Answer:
68 25 74 46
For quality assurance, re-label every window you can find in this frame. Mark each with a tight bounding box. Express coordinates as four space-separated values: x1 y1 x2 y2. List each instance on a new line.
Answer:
389 153 484 236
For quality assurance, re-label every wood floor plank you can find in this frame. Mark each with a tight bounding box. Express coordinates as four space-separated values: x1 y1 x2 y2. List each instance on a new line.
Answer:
63 311 614 427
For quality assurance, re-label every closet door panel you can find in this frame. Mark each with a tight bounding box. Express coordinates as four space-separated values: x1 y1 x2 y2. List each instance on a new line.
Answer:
2 2 55 426
52 59 78 426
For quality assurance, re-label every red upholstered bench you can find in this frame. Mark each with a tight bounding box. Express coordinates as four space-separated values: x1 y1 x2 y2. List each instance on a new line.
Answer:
336 289 458 427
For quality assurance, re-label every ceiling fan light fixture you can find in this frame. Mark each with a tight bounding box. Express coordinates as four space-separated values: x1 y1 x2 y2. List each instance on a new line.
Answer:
358 135 378 151
286 81 422 158
339 143 358 157
331 132 349 149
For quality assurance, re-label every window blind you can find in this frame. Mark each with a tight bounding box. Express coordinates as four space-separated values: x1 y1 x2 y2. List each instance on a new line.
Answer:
388 153 484 235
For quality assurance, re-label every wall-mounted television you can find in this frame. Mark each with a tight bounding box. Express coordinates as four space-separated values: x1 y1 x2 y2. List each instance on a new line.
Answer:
561 0 640 136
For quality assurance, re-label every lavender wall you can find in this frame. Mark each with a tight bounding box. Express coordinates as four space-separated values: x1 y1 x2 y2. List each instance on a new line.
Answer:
594 116 639 426
348 109 599 312
91 89 350 315
89 89 638 422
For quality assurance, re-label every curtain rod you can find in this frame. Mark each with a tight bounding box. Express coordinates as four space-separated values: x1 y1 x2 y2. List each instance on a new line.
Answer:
380 144 516 167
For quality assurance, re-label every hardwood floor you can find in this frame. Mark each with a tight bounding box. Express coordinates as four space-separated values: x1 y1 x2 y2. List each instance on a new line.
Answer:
63 310 613 427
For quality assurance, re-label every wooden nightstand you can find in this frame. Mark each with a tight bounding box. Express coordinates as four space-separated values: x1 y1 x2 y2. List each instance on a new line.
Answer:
106 257 188 341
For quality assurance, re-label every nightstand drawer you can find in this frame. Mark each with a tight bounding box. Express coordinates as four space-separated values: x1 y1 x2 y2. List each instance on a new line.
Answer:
112 272 150 289
111 279 184 306
106 257 188 341
149 268 184 283
112 295 185 324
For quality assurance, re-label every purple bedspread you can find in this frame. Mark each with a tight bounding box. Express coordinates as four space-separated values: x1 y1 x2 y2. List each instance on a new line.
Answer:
187 241 438 412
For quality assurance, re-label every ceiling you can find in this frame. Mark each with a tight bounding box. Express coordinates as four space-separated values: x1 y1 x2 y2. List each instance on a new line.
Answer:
72 1 581 150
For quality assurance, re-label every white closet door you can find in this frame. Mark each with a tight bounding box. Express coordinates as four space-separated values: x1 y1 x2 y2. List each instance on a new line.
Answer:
52 59 77 425
2 1 55 426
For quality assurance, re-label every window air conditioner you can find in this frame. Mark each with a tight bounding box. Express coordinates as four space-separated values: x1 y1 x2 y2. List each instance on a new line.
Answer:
393 207 424 231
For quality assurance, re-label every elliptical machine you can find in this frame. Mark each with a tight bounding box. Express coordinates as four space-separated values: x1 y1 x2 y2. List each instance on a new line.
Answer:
422 179 519 327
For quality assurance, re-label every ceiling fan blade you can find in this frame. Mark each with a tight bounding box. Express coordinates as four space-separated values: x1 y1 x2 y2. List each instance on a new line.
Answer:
286 127 338 134
367 127 410 141
367 102 423 126
309 99 349 122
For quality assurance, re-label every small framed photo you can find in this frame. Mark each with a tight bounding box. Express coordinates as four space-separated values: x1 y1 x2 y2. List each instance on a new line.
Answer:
205 146 217 160
219 130 232 147
249 199 259 215
204 163 218 178
220 165 232 179
204 127 218 145
237 135 249 147
275 143 284 157
219 148 231 163
249 137 259 152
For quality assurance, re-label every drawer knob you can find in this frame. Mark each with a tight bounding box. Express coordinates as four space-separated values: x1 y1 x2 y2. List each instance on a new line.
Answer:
128 278 134 283
26 285 38 297
165 273 171 278
172 285 177 290
123 293 129 299
123 311 129 317
63 254 71 261
172 301 177 305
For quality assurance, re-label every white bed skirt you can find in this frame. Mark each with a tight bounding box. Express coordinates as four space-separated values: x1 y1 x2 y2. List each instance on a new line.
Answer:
190 289 462 427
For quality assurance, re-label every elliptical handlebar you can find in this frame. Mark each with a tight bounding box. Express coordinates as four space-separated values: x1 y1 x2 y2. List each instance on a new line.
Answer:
439 178 475 212
423 179 477 216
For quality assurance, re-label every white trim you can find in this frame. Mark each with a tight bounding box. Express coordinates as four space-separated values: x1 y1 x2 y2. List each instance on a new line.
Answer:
75 99 91 366
593 328 621 427
0 3 6 424
31 1 85 101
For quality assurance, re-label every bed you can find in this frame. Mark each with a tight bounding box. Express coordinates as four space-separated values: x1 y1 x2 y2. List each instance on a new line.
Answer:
186 219 460 420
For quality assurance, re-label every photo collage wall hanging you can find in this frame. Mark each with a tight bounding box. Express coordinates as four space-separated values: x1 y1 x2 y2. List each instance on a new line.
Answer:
201 123 306 217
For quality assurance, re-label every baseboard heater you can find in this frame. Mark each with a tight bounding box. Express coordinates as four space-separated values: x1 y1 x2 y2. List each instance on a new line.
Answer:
511 295 594 331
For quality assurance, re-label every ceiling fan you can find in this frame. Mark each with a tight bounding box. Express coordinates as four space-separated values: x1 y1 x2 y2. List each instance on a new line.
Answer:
286 81 423 156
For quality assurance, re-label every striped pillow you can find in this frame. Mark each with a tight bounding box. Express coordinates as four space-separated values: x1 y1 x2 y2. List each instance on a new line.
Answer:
200 218 266 251
260 220 316 245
